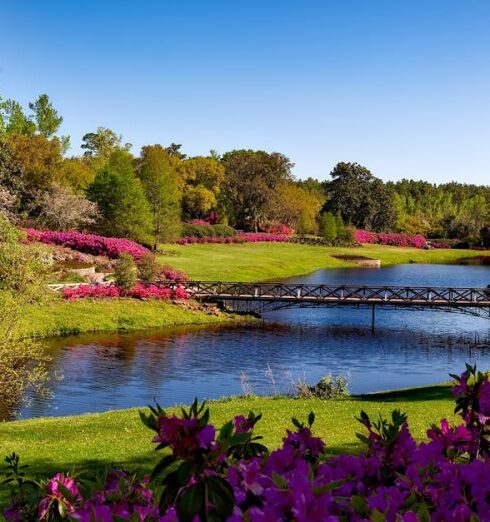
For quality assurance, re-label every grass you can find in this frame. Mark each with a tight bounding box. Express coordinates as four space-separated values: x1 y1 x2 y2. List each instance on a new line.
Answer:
0 383 456 505
16 298 244 339
157 243 490 281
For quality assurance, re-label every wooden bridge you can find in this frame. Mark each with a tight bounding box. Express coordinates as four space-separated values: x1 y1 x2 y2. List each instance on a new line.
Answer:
158 281 490 320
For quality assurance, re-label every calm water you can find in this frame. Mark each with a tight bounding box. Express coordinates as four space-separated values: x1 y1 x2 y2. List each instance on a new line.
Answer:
19 264 490 419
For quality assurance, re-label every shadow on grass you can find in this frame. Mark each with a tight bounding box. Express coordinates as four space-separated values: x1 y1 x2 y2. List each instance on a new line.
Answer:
354 384 453 403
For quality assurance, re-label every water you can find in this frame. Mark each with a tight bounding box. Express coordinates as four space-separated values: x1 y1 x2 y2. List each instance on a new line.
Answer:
19 264 490 419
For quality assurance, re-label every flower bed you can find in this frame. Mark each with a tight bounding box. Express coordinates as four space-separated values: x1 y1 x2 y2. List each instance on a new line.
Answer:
62 283 188 301
6 365 490 521
177 232 290 245
354 229 427 248
22 229 150 259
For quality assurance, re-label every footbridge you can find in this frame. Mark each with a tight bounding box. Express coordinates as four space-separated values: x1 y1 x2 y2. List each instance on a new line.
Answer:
158 281 490 321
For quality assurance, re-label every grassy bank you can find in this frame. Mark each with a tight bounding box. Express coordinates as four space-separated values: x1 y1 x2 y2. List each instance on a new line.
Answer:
157 243 490 281
17 298 242 339
0 383 455 492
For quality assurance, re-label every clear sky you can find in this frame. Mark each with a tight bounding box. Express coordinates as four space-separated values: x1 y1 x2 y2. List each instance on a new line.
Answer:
1 0 489 184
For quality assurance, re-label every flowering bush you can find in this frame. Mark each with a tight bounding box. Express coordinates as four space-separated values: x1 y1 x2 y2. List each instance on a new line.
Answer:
22 229 150 259
62 283 188 301
354 229 427 248
430 241 451 249
8 365 490 520
260 223 294 235
177 233 290 245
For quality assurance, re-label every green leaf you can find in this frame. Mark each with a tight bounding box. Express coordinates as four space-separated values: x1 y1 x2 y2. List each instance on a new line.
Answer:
207 476 235 518
308 411 315 427
176 482 205 522
351 495 369 517
150 455 177 482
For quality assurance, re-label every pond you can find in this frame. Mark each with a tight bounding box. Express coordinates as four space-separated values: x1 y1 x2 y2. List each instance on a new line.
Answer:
19 264 490 419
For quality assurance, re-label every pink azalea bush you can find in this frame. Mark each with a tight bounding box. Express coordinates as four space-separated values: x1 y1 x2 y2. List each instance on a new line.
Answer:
177 233 290 245
430 242 451 249
62 283 188 301
354 229 427 248
7 365 490 521
22 229 150 259
260 223 294 235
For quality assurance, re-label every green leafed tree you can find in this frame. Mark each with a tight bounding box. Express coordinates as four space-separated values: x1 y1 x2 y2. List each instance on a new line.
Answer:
87 150 153 243
319 212 338 241
28 94 63 138
136 145 182 246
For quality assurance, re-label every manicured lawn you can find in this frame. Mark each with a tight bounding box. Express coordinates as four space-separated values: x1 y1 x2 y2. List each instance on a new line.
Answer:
157 243 489 281
0 383 456 502
17 298 242 339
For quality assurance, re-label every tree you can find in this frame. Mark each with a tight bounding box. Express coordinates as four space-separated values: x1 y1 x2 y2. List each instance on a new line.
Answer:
136 145 182 246
57 157 96 193
179 156 225 218
165 143 187 160
220 150 294 230
324 162 397 231
28 94 63 138
87 150 153 243
319 212 338 241
0 98 36 136
0 141 25 215
81 127 131 159
37 184 99 230
5 133 63 193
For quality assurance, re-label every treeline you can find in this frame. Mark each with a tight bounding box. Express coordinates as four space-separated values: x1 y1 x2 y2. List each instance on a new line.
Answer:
0 93 489 246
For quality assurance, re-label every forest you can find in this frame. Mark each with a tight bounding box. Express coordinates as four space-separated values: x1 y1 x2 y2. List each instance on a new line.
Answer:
1 93 489 247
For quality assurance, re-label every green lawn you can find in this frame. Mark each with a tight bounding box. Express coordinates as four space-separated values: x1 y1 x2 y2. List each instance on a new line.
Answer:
0 384 455 503
157 243 489 281
17 298 243 339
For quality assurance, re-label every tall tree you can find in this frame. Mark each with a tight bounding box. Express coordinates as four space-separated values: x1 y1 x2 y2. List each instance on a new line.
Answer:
324 162 397 231
87 150 153 243
136 145 182 246
0 98 36 136
28 94 63 138
81 127 131 159
220 150 294 230
179 156 225 218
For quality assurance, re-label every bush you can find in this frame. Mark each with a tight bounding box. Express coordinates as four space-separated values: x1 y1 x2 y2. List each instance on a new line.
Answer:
296 374 349 399
318 212 338 242
62 283 188 301
114 253 137 293
182 223 237 238
354 229 427 248
137 253 158 282
22 229 150 259
9 365 490 520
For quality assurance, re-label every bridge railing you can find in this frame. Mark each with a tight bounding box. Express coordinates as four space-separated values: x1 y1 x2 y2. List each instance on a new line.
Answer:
154 281 490 307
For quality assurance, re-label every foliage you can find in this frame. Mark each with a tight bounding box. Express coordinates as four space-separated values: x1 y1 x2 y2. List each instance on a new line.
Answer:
87 150 153 243
37 184 99 230
23 228 150 259
296 374 350 399
113 253 137 293
324 162 397 232
318 212 338 242
182 223 236 238
0 217 50 415
179 156 225 218
137 253 158 282
81 127 131 159
9 366 490 520
354 229 427 248
220 149 294 231
28 94 64 142
177 232 290 244
62 283 188 301
136 145 182 245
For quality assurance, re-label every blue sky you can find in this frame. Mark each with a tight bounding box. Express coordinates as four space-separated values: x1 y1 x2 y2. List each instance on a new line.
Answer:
1 0 489 184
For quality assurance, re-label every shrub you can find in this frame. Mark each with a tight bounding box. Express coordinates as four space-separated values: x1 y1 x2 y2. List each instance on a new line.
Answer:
22 229 150 259
176 232 290 245
354 229 427 248
9 365 490 520
296 374 349 399
318 212 338 242
182 223 237 238
62 283 188 301
114 253 137 293
137 253 158 282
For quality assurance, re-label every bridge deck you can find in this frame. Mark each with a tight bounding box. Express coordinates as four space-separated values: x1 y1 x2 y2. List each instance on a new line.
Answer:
161 281 490 309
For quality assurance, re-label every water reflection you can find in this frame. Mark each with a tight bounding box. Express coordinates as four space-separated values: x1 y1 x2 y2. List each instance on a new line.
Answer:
18 264 490 419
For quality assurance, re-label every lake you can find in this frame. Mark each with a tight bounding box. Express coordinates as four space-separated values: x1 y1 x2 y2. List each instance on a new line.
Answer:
19 264 490 419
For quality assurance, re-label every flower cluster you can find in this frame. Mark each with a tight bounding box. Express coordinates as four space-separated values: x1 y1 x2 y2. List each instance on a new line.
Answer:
22 229 150 259
354 229 427 248
430 241 451 249
62 283 188 301
177 233 290 245
259 223 294 235
7 365 490 521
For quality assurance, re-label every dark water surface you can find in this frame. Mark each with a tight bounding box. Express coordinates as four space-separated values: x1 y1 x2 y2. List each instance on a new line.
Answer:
21 264 490 419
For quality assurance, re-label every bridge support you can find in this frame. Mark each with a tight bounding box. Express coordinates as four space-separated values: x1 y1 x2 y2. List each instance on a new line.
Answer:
371 305 376 335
